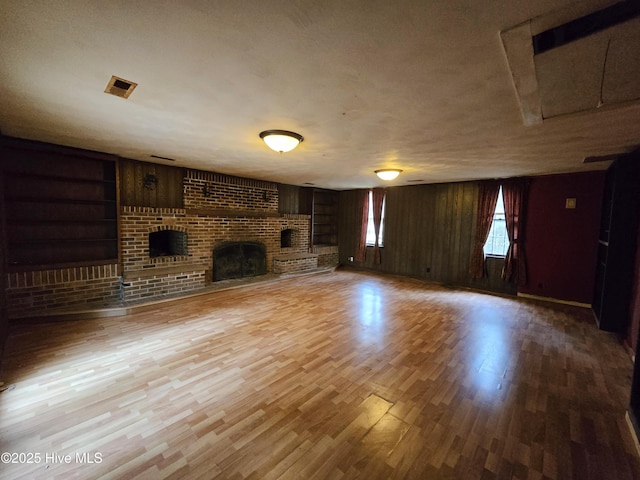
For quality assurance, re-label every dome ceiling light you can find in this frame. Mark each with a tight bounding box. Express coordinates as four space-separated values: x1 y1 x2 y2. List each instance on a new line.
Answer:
375 169 403 181
259 130 304 153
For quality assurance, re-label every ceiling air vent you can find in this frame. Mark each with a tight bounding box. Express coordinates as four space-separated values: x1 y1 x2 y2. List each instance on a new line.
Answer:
104 75 137 99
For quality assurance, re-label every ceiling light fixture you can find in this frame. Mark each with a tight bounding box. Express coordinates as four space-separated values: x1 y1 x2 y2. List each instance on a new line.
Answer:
375 169 403 181
259 130 304 153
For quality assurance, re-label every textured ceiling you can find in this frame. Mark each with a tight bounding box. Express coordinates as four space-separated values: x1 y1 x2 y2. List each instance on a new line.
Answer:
1 0 639 190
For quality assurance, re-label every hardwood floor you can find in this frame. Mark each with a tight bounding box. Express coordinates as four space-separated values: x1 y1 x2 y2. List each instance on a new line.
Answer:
1 269 638 479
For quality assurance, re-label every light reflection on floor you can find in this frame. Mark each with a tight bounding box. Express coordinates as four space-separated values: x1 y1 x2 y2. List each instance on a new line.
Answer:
353 281 515 399
466 305 513 400
356 281 387 346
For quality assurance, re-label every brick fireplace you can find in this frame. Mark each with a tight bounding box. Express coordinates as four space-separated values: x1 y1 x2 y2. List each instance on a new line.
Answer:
119 170 316 301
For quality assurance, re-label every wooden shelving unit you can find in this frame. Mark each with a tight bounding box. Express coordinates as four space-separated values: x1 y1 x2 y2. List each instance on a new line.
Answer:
2 142 118 270
311 188 338 246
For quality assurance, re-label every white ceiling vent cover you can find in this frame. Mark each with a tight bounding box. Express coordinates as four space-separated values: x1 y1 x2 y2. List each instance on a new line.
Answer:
104 75 137 99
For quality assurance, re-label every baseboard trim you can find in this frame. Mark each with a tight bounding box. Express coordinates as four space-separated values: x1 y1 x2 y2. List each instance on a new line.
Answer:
517 292 591 309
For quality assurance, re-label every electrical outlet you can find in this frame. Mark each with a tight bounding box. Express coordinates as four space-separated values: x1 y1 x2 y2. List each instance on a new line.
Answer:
348 256 354 262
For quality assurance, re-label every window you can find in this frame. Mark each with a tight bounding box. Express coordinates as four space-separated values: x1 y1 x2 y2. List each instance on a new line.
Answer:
484 186 509 256
365 190 386 246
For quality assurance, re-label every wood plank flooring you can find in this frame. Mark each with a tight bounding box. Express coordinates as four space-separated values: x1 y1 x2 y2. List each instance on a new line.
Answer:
1 269 639 479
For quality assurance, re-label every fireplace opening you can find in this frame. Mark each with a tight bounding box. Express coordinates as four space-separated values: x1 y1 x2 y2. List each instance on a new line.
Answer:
281 229 293 248
213 241 266 281
149 230 188 258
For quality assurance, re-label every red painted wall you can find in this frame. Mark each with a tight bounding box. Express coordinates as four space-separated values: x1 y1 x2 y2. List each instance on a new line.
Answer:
520 171 606 304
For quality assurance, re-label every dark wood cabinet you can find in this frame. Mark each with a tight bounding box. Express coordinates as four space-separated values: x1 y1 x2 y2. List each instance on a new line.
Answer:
1 138 118 270
592 153 640 333
312 188 338 246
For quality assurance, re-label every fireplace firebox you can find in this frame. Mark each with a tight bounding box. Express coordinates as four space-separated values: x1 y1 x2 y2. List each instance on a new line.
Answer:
281 229 293 248
213 242 266 281
149 230 188 258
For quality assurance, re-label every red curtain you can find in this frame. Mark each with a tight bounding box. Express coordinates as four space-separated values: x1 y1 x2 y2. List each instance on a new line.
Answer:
372 188 385 265
469 180 500 279
502 178 528 285
354 189 369 262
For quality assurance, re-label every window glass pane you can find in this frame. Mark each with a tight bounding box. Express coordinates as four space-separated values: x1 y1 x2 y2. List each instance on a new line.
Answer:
494 189 505 214
365 191 385 246
483 187 509 256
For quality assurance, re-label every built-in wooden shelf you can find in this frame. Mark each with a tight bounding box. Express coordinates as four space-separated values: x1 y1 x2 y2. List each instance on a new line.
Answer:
6 196 116 205
312 188 338 246
2 142 118 268
6 171 116 185
9 238 117 246
7 219 117 225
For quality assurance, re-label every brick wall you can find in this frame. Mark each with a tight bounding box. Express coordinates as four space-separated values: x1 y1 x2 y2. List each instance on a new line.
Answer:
312 245 340 268
6 264 120 318
273 253 318 274
184 169 279 212
122 268 205 302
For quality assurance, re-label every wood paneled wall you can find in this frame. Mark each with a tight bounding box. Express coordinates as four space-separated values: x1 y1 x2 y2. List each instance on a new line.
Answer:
277 184 314 215
119 159 183 208
277 184 300 214
338 182 516 295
